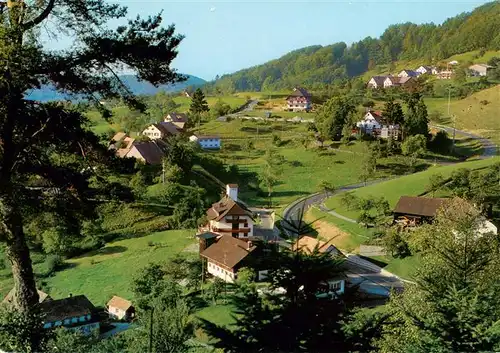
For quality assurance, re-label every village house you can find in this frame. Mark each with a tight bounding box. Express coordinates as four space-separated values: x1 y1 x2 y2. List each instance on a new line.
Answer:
415 66 434 75
292 236 346 296
437 70 453 80
201 184 255 238
164 112 188 130
356 111 400 140
469 64 493 76
3 288 51 304
189 134 221 149
125 140 167 165
142 121 179 140
383 76 412 88
393 196 448 226
398 69 419 78
199 234 256 283
110 132 136 158
40 295 99 334
107 296 135 321
286 87 312 112
367 76 388 89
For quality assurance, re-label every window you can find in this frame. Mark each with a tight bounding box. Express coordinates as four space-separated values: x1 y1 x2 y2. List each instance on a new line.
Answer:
329 281 341 291
71 317 78 323
55 321 62 327
64 319 70 325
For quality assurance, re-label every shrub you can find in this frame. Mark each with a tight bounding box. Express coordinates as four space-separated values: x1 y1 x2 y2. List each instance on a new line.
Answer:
45 255 64 275
480 100 490 105
272 134 282 147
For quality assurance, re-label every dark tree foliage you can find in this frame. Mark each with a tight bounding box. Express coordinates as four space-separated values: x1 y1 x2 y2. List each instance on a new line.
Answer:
0 1 183 349
189 88 209 115
382 99 405 126
205 2 500 91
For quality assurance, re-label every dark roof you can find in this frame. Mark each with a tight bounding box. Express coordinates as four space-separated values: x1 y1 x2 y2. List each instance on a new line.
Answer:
196 232 219 240
287 87 311 99
200 235 255 269
167 112 188 122
3 288 50 304
400 70 419 77
154 122 179 136
40 295 95 323
206 196 253 221
132 141 165 165
369 76 389 86
394 196 447 217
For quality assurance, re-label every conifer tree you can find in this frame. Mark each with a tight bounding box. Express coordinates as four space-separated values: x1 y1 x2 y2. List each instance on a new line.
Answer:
189 88 209 115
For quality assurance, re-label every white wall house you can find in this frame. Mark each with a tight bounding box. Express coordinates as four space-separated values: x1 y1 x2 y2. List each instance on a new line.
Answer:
142 124 164 140
415 66 434 75
356 111 383 133
107 296 135 321
189 135 221 149
203 184 255 238
206 260 236 283
469 64 492 76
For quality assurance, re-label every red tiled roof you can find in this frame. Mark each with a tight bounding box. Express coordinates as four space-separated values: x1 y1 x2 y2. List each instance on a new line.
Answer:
107 296 133 311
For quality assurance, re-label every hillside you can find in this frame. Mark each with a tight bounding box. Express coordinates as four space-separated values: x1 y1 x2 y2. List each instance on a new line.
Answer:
208 1 500 91
27 74 206 102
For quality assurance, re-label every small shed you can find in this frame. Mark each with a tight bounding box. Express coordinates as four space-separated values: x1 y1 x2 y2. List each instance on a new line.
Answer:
107 296 135 321
393 196 447 226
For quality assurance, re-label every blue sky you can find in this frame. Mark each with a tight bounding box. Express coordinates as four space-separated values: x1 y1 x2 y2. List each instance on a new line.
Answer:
47 0 490 80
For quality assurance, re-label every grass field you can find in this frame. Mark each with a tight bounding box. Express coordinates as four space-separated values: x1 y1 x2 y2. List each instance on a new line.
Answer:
38 229 196 305
325 156 500 216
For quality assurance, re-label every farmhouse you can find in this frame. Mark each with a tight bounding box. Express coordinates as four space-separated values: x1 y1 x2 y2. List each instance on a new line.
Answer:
3 288 51 304
393 196 447 226
200 184 255 238
125 140 167 165
142 122 179 140
164 112 188 130
469 64 493 76
199 234 256 283
40 295 99 334
107 296 135 321
286 87 312 112
356 111 400 140
110 132 136 158
384 76 412 88
415 66 434 75
398 69 419 78
367 76 388 89
189 134 221 149
437 70 453 80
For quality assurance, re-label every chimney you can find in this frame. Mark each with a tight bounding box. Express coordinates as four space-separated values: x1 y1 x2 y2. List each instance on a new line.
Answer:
226 184 238 201
247 240 253 250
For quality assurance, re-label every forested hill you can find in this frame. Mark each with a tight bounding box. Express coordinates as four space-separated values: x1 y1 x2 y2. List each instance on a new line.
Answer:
208 1 500 92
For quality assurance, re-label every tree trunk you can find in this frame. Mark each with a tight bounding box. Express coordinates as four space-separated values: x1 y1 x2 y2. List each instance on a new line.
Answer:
3 202 39 311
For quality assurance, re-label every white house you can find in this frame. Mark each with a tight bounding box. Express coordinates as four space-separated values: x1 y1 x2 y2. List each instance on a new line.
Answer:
415 66 433 75
356 111 400 140
469 64 493 77
367 76 388 89
398 70 419 78
189 134 221 149
200 235 256 283
164 112 188 130
142 122 179 140
202 184 255 238
107 296 135 321
40 295 99 335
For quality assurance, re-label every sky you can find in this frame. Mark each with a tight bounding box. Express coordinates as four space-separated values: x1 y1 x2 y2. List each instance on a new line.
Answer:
46 0 491 80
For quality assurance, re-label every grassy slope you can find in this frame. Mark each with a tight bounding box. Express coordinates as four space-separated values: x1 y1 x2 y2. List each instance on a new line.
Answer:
42 230 196 305
325 157 500 215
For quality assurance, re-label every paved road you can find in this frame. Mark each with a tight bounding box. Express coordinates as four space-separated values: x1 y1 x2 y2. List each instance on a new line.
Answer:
282 128 497 293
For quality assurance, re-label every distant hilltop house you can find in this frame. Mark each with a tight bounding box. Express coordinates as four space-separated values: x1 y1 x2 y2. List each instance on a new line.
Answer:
415 65 435 75
356 111 400 140
107 296 135 321
189 134 221 149
198 233 256 283
142 121 180 140
40 295 99 335
200 184 255 238
398 69 419 78
164 112 188 130
367 75 413 89
469 64 493 76
3 288 51 305
286 87 312 112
